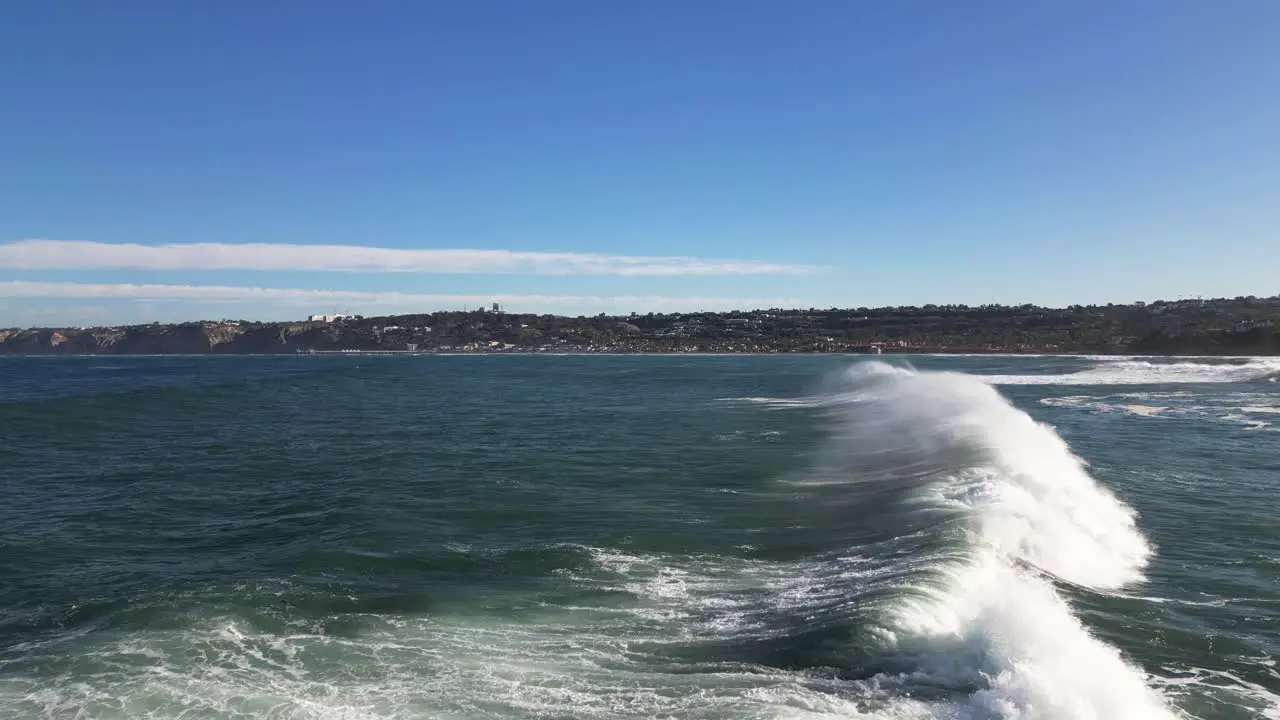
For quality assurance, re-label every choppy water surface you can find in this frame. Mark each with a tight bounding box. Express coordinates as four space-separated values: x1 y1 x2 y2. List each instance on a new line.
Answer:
1 355 1277 719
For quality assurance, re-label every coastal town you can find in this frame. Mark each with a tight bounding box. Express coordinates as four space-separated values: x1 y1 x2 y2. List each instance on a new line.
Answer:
2 296 1279 356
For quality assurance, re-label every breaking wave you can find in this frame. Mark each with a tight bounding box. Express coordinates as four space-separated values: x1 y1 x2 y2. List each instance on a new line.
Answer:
765 361 1176 718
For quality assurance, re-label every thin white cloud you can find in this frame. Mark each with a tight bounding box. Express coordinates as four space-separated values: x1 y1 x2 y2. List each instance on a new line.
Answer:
0 239 817 276
0 281 806 315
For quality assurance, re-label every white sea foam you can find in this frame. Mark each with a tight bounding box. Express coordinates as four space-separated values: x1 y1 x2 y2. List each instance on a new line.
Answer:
1151 665 1280 719
715 429 786 442
1042 392 1280 429
727 394 867 409
0 593 931 720
984 358 1280 386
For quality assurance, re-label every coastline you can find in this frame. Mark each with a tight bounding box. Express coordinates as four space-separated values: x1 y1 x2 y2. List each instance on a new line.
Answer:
4 299 1278 357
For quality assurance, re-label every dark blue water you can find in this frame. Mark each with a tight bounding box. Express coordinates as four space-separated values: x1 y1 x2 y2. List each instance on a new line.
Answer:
1 355 1277 719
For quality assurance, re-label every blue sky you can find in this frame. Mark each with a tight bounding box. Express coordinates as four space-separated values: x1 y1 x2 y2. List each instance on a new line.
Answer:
2 1 1277 326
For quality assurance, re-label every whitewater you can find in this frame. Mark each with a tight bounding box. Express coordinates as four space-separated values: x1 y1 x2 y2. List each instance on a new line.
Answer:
737 362 1173 718
982 357 1280 386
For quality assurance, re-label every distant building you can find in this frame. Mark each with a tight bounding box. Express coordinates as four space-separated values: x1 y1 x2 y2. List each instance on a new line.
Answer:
308 314 355 323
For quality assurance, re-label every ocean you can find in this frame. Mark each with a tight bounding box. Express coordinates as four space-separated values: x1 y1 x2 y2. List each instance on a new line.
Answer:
1 354 1277 720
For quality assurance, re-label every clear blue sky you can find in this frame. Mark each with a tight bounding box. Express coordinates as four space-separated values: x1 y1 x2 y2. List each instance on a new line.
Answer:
1 0 1276 325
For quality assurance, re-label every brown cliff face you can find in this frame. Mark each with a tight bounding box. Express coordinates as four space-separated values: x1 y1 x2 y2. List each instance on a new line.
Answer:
0 329 82 353
0 319 361 355
0 324 263 354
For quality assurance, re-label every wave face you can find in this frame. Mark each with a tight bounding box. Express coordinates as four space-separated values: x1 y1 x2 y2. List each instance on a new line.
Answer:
784 361 1174 718
985 358 1280 386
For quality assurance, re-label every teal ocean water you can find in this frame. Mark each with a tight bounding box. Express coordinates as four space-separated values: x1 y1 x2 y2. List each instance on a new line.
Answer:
1 355 1278 719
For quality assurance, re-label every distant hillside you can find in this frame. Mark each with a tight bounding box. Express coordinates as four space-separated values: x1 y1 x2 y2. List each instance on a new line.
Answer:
3 296 1279 355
